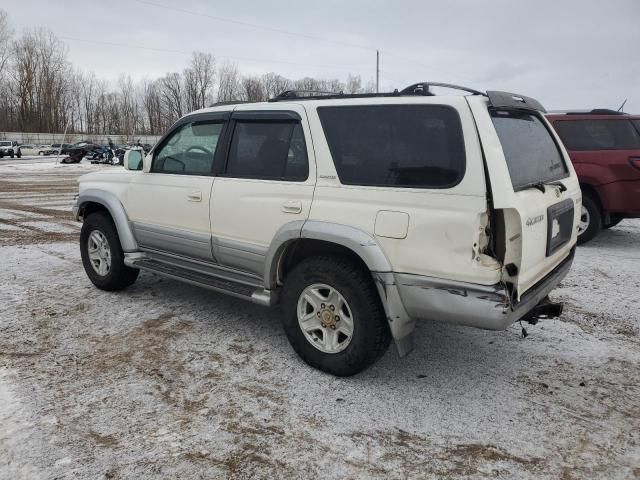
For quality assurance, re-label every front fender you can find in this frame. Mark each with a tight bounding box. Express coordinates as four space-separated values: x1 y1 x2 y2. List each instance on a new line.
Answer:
75 189 138 252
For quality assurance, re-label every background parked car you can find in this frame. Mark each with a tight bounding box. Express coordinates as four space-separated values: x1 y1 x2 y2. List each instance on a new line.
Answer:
0 140 21 158
547 110 640 243
19 144 40 156
38 145 54 155
49 143 73 155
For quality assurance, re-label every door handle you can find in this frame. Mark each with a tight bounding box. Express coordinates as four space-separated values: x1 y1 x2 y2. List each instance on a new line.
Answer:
281 200 302 214
187 190 202 202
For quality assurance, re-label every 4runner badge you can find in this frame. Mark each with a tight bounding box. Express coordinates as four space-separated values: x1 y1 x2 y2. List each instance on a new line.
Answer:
526 215 544 227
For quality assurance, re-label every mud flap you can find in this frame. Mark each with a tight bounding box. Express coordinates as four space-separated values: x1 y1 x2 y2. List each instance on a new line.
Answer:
373 272 415 357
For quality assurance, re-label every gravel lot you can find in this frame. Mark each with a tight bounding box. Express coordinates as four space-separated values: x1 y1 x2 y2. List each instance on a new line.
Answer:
1 160 639 479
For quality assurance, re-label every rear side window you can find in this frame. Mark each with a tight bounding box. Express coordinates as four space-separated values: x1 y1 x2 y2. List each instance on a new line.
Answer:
317 105 466 188
553 119 640 151
491 110 567 190
225 121 308 181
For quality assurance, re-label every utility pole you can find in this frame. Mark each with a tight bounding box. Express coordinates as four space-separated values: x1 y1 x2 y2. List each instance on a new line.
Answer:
376 50 380 93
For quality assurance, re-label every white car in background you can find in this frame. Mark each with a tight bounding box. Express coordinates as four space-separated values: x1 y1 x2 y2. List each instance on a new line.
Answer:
0 140 21 158
18 144 40 156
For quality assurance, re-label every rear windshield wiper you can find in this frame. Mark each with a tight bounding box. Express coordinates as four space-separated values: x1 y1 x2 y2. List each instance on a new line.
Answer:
522 181 567 193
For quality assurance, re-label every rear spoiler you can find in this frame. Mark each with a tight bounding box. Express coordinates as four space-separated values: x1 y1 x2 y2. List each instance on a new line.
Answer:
486 91 547 113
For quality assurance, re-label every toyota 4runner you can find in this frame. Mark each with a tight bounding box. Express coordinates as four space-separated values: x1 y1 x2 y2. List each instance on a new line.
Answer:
74 82 581 376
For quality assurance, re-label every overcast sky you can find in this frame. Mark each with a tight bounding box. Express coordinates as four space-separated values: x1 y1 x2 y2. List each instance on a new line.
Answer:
4 0 639 112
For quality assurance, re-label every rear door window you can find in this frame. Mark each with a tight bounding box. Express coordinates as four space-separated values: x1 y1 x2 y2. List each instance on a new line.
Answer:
225 121 309 181
490 110 567 190
553 119 640 150
317 105 466 188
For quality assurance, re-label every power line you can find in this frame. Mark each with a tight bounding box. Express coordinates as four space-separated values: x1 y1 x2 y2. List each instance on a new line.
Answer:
133 0 436 81
58 35 371 71
134 0 376 52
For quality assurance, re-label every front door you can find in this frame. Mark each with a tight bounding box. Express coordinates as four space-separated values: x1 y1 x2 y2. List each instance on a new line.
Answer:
127 114 227 261
210 106 316 275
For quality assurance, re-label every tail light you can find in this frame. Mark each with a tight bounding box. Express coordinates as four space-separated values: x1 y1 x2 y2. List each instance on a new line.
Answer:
630 157 640 171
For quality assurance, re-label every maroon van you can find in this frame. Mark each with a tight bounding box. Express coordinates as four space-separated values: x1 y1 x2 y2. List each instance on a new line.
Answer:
546 110 640 243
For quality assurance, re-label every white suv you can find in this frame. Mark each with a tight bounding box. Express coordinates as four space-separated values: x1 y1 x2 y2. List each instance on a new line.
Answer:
0 140 21 158
74 82 581 376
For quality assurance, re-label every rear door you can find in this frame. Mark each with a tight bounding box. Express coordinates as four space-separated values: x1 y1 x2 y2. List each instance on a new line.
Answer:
467 96 581 299
209 104 316 275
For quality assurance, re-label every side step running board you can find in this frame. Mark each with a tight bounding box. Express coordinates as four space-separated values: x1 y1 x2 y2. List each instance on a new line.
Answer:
125 255 277 307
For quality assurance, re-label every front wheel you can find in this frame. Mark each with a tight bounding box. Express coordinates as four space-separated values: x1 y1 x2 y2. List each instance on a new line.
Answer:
80 212 139 291
577 194 602 245
280 256 391 376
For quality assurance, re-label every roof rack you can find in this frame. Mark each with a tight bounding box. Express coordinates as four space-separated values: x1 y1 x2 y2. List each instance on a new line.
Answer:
208 100 251 107
268 81 485 102
565 109 626 116
399 82 485 96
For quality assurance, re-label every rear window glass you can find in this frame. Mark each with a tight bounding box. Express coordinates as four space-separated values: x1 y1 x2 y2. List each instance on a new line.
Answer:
490 110 567 190
553 119 640 150
317 105 465 188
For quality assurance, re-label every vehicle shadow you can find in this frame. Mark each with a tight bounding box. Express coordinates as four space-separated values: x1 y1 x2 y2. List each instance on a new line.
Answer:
131 270 526 389
581 219 640 255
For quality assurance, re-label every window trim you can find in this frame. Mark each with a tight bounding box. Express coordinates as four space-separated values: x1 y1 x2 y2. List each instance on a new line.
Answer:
552 118 640 152
317 103 467 190
150 111 229 176
218 117 310 182
491 108 570 192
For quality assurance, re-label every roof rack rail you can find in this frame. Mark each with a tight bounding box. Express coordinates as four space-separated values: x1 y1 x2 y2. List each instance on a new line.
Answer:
565 109 625 116
400 82 485 96
268 81 485 103
269 90 341 101
208 100 251 107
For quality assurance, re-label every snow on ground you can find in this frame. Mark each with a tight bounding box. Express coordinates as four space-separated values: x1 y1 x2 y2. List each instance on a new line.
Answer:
0 161 639 479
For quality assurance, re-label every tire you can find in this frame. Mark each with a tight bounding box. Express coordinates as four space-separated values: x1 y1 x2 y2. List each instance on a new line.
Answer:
280 256 391 376
38 151 44 156
578 194 602 245
9 152 14 158
16 149 21 158
80 212 139 291
604 216 623 229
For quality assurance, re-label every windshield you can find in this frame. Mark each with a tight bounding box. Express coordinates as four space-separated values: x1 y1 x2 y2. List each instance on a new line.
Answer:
491 110 567 190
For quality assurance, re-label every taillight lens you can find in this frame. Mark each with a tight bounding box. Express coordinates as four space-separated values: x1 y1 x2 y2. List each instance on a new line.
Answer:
629 157 640 171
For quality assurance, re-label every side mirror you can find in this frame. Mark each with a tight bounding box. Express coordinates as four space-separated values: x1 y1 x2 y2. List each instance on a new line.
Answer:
124 149 143 171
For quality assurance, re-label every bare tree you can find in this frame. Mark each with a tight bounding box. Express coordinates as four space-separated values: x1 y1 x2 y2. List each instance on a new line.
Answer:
346 74 362 94
241 75 266 102
160 72 183 122
217 62 242 102
0 9 12 72
261 72 292 99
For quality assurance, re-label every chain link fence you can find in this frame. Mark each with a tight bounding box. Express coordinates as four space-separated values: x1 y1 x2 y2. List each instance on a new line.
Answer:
0 132 161 146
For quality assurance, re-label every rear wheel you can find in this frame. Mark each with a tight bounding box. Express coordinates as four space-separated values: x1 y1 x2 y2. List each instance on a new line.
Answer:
577 194 602 245
281 256 391 376
16 149 21 158
80 212 139 291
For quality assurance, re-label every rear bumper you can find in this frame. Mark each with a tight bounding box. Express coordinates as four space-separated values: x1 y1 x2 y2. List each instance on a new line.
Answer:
393 247 575 331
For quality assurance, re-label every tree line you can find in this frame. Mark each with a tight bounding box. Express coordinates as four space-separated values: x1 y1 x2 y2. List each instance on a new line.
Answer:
0 9 374 136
